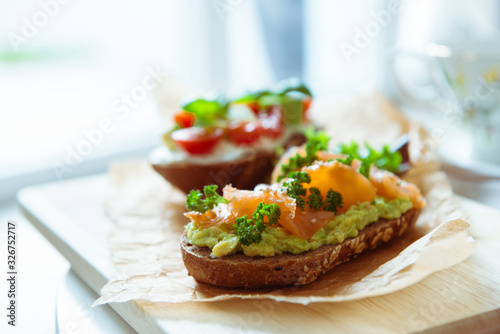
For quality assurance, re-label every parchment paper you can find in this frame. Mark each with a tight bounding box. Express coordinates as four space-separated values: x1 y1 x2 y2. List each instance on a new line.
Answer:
96 92 475 305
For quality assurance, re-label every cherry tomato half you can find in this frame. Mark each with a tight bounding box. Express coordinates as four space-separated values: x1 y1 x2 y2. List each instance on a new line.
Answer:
174 111 195 128
171 127 223 155
246 101 261 115
302 96 312 123
259 106 284 139
227 121 262 145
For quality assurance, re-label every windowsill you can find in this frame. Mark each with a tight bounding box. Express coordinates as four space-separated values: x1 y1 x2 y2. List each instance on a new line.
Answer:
0 201 69 333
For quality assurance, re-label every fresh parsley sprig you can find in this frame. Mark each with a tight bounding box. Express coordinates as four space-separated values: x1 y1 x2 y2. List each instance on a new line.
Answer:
186 185 229 213
252 202 281 226
307 187 323 211
366 143 402 173
282 171 310 209
324 190 343 213
336 141 402 178
278 127 329 181
233 203 282 246
282 171 343 213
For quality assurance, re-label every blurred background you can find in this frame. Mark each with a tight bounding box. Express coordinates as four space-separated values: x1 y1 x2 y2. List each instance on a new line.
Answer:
1 0 500 332
2 0 500 202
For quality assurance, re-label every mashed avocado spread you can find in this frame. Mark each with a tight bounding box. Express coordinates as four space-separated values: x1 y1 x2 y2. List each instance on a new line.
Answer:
186 196 413 257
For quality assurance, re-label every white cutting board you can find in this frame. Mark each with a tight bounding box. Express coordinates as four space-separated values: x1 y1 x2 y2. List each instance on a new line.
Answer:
18 173 500 333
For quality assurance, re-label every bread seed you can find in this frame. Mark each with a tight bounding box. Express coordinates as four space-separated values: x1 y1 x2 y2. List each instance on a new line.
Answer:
297 276 307 285
304 265 309 272
397 223 408 237
350 238 359 250
382 227 393 242
355 242 365 254
329 250 339 262
371 233 382 248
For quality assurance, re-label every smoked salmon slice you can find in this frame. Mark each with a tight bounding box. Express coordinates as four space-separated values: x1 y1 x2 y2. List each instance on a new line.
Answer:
223 185 296 223
369 166 425 209
279 208 336 240
303 161 377 212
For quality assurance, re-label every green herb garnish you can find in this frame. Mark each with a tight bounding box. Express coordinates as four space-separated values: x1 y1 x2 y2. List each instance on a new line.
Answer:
233 215 266 246
233 203 282 246
307 187 323 211
336 141 402 178
234 78 312 105
252 202 282 226
282 171 342 213
274 77 313 97
181 96 229 127
324 189 343 213
186 185 229 213
337 141 359 157
282 171 310 209
335 155 355 166
234 78 312 126
306 187 343 213
233 90 271 104
278 127 330 181
366 144 402 173
358 160 373 178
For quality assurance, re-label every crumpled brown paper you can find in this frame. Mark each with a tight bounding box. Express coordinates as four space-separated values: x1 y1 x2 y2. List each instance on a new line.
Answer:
96 93 475 305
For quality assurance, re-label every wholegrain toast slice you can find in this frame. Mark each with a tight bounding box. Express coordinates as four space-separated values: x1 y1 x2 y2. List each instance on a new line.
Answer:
181 208 420 288
152 150 276 194
152 133 307 194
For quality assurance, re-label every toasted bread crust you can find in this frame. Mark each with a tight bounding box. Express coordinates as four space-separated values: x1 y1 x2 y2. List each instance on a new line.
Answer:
152 150 276 194
181 208 420 288
152 134 307 194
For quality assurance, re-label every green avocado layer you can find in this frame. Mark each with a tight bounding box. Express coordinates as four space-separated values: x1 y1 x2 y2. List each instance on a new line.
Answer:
186 196 413 257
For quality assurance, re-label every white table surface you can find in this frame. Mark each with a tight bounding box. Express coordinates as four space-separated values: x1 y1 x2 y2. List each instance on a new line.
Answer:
0 201 135 334
56 269 135 334
0 201 67 334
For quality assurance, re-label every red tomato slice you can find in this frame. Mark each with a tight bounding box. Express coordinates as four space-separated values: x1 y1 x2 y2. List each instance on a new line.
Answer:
174 111 195 128
227 121 262 145
259 106 284 139
302 96 312 123
246 101 261 115
171 127 223 155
